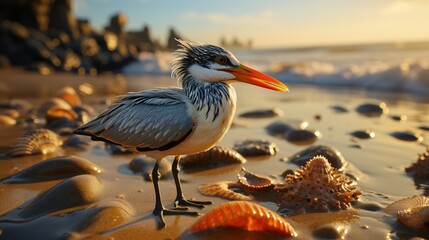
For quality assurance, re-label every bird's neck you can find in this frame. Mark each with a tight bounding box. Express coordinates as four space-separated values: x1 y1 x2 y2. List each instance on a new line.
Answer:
182 78 235 121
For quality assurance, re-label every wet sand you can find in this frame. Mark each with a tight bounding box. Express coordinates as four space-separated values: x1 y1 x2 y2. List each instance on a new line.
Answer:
0 69 429 239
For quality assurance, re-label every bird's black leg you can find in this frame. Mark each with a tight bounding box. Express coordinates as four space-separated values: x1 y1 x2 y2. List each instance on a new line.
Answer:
172 156 212 208
152 162 199 228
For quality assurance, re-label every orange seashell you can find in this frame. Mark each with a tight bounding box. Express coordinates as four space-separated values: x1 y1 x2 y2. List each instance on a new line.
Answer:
188 201 297 237
198 181 252 201
0 115 16 126
41 98 72 113
45 107 78 124
56 86 81 107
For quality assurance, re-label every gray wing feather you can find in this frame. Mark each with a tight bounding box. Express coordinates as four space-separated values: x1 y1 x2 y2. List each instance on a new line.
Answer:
75 88 194 150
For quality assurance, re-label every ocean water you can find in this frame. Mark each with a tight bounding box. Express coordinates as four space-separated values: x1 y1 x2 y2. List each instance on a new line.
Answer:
121 41 429 96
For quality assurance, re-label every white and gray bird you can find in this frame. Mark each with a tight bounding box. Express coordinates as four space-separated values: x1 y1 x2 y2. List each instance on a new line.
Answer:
73 39 288 227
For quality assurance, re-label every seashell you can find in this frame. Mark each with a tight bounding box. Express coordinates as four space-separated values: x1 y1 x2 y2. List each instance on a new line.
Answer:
1 155 101 184
385 195 429 230
397 206 429 231
56 86 81 107
198 181 252 201
285 129 321 145
391 131 424 142
188 201 297 237
405 147 429 180
73 104 95 116
0 114 16 126
129 156 171 181
181 146 246 169
233 140 279 157
239 108 283 118
385 195 429 215
0 99 32 113
350 129 375 139
237 168 274 192
0 109 19 118
356 102 389 117
419 125 429 131
9 128 63 157
275 156 361 214
40 97 72 113
45 107 78 124
288 145 347 171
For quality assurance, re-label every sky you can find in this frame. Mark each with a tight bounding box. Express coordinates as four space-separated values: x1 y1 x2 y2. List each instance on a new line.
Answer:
73 0 429 48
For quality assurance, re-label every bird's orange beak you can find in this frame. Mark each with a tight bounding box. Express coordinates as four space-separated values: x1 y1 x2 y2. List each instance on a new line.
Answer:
222 64 288 92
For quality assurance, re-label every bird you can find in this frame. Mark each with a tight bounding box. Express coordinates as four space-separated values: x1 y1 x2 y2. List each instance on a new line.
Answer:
73 39 288 227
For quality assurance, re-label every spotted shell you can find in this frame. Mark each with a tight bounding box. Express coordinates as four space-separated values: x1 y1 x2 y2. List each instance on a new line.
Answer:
198 181 252 201
9 128 63 157
385 195 429 230
237 168 274 192
181 146 246 169
188 201 297 237
405 147 429 180
275 156 361 214
56 86 81 107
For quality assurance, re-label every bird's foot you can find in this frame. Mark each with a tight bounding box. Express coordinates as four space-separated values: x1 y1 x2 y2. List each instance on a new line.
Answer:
153 206 200 228
174 196 212 209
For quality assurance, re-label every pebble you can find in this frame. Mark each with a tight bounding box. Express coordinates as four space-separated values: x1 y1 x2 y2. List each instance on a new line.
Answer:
313 224 348 239
233 140 279 157
331 105 349 113
356 102 389 117
239 108 283 118
285 129 320 145
391 131 424 142
350 129 375 139
288 145 347 171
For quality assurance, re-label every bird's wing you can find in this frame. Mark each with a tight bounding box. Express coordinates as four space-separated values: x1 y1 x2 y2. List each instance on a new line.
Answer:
74 88 194 151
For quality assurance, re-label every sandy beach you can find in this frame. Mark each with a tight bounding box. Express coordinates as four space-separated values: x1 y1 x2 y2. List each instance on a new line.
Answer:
0 69 428 239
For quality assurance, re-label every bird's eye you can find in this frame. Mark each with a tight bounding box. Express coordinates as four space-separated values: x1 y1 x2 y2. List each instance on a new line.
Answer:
214 55 228 65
